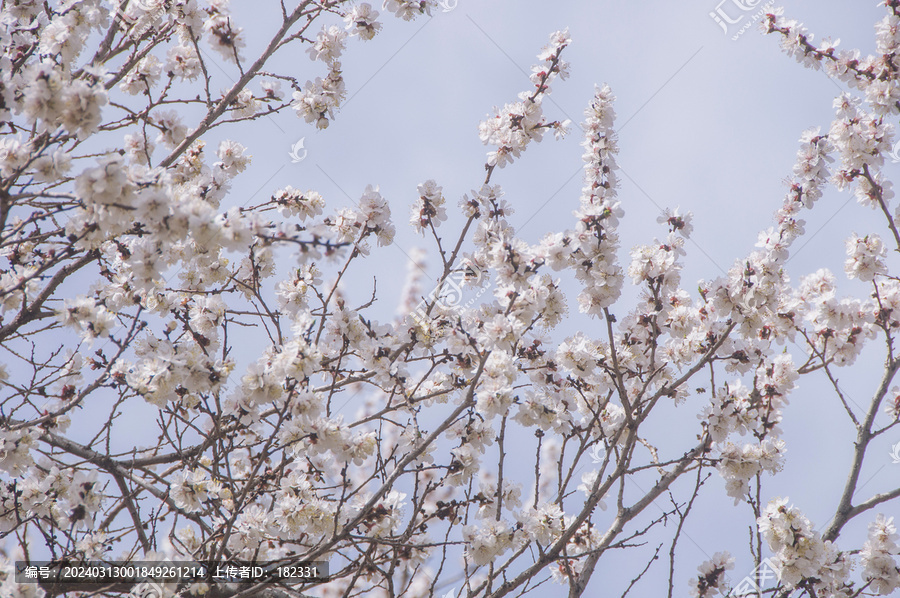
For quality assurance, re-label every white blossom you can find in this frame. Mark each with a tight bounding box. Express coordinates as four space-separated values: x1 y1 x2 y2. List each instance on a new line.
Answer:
861 514 900 595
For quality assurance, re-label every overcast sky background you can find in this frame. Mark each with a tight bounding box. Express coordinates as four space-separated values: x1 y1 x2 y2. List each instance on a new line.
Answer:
71 1 900 595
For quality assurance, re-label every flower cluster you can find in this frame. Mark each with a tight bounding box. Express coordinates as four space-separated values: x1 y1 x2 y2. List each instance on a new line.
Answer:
861 514 900 595
845 232 887 281
204 0 245 63
19 61 108 139
478 30 572 168
716 438 786 503
688 551 734 598
2 465 104 534
567 84 625 314
382 0 438 21
462 519 519 566
289 13 367 129
410 179 448 234
708 128 831 335
758 498 850 592
345 3 382 40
